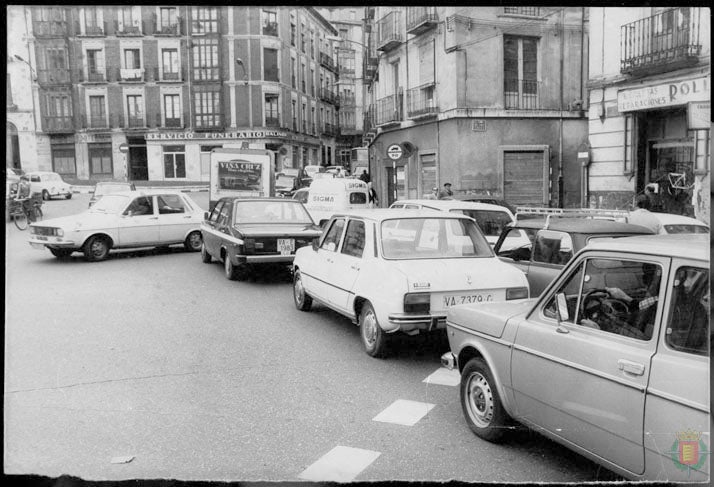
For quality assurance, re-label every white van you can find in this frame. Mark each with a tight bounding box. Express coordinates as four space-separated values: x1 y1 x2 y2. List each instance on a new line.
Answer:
304 178 371 225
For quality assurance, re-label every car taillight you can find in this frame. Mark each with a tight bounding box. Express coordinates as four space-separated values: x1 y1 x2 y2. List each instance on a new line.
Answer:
506 287 529 300
404 293 430 314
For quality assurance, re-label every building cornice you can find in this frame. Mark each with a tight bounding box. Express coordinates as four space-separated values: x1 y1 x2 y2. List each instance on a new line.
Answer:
587 62 711 91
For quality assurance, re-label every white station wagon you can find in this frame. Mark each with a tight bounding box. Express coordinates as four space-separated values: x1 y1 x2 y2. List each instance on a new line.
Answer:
292 209 529 357
28 190 204 261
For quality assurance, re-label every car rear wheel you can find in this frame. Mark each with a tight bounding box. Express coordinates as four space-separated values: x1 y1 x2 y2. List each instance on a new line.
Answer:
42 190 50 201
49 248 73 259
293 269 312 311
224 255 238 280
359 301 389 358
460 358 510 442
184 231 202 252
65 193 72 199
83 236 111 262
201 242 212 263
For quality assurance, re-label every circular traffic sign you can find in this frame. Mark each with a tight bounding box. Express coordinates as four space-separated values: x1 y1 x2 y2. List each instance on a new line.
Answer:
387 143 403 160
119 143 129 153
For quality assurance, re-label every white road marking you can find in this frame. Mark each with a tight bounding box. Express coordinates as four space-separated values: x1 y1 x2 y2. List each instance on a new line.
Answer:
298 445 381 482
372 399 435 426
423 367 461 386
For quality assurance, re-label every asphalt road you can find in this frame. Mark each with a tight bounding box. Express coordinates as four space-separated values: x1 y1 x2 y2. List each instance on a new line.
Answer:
4 192 620 482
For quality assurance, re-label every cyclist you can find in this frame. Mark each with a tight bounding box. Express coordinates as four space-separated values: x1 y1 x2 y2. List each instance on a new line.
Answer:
13 176 36 221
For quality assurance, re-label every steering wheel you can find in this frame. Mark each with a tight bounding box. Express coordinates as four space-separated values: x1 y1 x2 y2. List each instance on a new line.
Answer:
581 289 611 320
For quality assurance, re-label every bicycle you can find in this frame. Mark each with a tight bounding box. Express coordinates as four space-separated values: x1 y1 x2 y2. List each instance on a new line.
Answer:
9 195 43 230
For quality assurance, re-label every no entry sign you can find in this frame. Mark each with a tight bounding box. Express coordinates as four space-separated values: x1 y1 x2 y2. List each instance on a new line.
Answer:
387 144 403 160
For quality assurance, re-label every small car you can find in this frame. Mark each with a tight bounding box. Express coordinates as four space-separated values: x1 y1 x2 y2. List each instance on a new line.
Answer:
650 212 709 234
292 209 529 357
88 181 136 208
494 215 654 296
24 171 73 200
200 197 322 281
450 194 517 214
275 174 299 198
28 190 204 261
442 234 710 482
389 199 519 248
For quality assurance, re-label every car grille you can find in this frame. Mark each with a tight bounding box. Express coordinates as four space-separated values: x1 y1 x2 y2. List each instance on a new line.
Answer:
32 226 59 236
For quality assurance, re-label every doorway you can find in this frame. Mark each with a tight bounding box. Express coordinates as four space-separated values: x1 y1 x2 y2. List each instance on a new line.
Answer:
128 137 148 181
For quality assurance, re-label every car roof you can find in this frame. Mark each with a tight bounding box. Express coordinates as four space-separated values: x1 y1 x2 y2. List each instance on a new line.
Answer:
222 197 302 203
651 212 709 227
584 234 709 261
511 217 654 234
331 208 474 222
106 189 187 197
393 199 512 214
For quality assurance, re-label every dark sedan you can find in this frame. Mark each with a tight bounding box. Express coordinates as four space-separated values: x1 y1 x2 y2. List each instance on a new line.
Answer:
200 198 322 280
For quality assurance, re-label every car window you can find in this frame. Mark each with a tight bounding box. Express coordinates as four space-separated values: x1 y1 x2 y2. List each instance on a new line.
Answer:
545 258 662 341
533 230 573 265
666 266 709 356
294 190 309 204
157 194 186 214
233 200 312 224
458 209 513 237
390 204 404 209
209 201 225 223
30 175 40 182
341 220 366 258
125 196 154 216
664 224 709 234
217 201 231 226
381 218 492 259
349 192 367 204
320 218 346 252
91 194 130 214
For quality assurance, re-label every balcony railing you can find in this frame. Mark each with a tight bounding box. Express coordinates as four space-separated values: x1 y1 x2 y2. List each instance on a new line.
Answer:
37 69 71 85
194 114 224 131
144 67 184 82
620 7 702 75
407 85 438 117
42 116 74 133
117 67 145 82
340 94 356 106
75 21 107 36
126 116 145 128
319 88 339 105
82 114 109 129
265 115 280 127
192 67 221 82
406 7 438 35
504 78 541 110
153 18 183 35
114 21 143 35
164 117 182 128
375 94 403 125
377 11 403 51
33 21 68 37
319 52 337 73
322 122 337 136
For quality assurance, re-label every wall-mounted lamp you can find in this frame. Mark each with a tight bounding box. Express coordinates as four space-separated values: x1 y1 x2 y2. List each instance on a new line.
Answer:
235 58 247 84
13 54 37 81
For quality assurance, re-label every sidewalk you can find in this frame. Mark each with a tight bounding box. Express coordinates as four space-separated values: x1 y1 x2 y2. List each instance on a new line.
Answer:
67 180 209 194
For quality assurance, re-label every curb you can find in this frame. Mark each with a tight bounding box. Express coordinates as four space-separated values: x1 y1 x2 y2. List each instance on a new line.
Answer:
71 186 209 194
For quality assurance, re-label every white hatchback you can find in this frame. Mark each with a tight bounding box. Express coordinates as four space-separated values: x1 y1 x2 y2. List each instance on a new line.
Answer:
28 190 204 261
24 171 73 200
292 209 529 357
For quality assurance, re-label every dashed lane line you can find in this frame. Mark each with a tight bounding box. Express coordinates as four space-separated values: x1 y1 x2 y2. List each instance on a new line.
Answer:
298 445 381 482
423 366 461 386
372 399 436 426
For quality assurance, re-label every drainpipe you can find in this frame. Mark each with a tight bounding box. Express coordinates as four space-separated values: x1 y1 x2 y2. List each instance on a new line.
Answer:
23 7 38 135
185 9 193 129
557 8 565 208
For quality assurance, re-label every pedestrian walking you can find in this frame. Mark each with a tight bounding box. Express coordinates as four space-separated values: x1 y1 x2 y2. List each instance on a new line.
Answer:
359 170 371 184
438 183 453 199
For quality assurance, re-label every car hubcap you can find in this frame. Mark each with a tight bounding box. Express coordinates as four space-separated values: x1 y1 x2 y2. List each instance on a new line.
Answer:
91 241 105 257
294 276 304 305
189 233 201 249
466 372 494 428
362 310 377 346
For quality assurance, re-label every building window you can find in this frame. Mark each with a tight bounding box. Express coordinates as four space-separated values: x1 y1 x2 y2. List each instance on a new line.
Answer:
310 31 315 59
264 93 279 127
89 143 113 175
164 145 186 178
162 48 180 80
192 7 218 34
301 64 306 92
88 95 106 127
43 47 68 71
310 68 315 96
194 90 221 128
291 100 297 131
290 23 296 46
301 26 306 53
262 10 277 36
86 49 105 81
192 39 219 80
43 91 73 130
159 7 177 30
263 48 279 82
126 94 144 127
291 58 297 88
123 48 141 69
503 7 541 17
84 7 102 34
504 35 539 109
117 7 140 34
302 102 307 132
164 94 181 127
51 144 76 176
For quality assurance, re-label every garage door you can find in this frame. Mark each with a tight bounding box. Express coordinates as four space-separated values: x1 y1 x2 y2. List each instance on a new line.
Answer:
504 151 545 206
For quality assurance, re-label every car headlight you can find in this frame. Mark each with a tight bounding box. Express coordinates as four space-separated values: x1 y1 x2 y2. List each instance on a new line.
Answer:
506 287 529 300
56 228 64 237
404 292 430 314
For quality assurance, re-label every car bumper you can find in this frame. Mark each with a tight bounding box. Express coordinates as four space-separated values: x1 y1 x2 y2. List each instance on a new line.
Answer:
441 351 457 370
387 313 447 331
236 254 296 264
28 237 77 249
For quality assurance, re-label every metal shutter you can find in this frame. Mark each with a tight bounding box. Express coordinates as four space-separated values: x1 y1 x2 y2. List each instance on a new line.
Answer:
504 151 545 206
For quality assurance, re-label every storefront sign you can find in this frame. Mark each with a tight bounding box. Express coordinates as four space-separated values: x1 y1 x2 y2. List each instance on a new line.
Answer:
145 130 288 141
687 101 710 130
618 76 710 112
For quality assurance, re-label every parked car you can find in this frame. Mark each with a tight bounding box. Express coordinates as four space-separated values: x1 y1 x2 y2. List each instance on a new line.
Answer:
88 181 136 208
200 197 322 281
24 171 73 200
494 214 654 296
450 194 518 214
442 234 710 482
389 199 519 248
292 209 529 357
28 190 204 261
275 174 299 198
650 212 709 234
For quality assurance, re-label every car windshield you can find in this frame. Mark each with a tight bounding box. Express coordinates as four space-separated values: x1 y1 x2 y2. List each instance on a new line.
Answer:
276 176 295 187
381 217 492 259
95 184 130 196
89 194 130 214
664 224 709 234
451 209 513 237
233 200 313 224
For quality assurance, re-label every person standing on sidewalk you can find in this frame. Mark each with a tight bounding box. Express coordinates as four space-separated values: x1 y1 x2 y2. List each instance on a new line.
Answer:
438 183 453 199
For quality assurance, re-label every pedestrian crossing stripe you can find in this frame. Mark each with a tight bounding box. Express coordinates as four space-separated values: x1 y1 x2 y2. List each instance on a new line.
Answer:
298 445 381 482
372 399 435 426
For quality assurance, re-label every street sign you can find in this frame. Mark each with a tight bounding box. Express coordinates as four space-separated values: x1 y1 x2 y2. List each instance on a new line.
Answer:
119 143 129 153
387 144 403 161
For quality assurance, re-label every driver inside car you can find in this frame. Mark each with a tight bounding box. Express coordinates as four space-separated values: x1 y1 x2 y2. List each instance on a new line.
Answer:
601 264 661 339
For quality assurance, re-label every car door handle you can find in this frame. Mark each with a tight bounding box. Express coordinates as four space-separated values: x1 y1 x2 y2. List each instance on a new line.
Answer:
350 264 360 271
617 359 645 376
555 326 569 334
148 216 158 220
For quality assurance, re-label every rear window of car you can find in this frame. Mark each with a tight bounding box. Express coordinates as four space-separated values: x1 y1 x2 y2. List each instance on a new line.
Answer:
664 224 709 234
455 209 513 237
233 200 313 224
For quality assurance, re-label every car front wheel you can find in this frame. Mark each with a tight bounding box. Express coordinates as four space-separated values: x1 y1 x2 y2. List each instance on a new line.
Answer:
293 269 312 311
201 242 212 263
460 358 510 442
184 231 202 252
65 193 72 199
83 236 111 262
359 301 389 358
42 190 50 201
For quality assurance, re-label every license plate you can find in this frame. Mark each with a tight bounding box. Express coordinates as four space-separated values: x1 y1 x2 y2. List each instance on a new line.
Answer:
278 238 295 255
432 291 499 311
36 235 48 241
30 243 46 250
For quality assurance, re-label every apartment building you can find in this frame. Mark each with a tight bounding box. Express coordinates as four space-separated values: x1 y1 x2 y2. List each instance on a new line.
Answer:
363 6 589 207
587 7 710 222
21 6 339 182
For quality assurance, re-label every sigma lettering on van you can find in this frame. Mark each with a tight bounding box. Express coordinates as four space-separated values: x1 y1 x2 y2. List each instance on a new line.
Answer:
311 195 336 203
346 182 366 189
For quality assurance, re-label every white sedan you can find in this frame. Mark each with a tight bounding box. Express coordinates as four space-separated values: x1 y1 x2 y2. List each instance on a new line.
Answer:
28 190 204 261
292 209 529 357
651 212 709 234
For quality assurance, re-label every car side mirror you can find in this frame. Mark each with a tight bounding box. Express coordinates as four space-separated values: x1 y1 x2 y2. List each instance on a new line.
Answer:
204 211 209 220
556 293 569 322
311 238 319 251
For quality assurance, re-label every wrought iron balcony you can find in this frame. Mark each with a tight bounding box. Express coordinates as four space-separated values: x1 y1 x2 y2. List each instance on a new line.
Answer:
153 18 183 36
265 115 280 127
42 116 74 133
126 116 146 129
377 11 403 51
406 7 438 35
322 122 337 136
375 94 403 125
164 117 182 128
74 21 107 36
37 69 71 85
504 78 541 110
407 85 438 118
82 114 109 129
144 67 184 82
319 52 337 73
319 88 339 106
33 21 68 37
78 68 109 83
114 20 143 35
620 7 702 76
